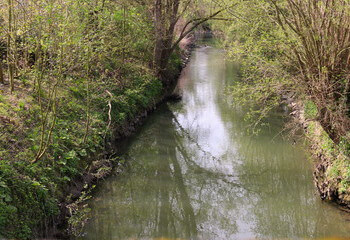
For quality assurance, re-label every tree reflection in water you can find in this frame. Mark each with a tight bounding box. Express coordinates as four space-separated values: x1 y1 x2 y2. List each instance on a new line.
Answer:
83 103 243 240
81 47 350 240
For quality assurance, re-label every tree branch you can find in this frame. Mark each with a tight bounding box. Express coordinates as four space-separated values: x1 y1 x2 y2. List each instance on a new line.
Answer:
171 9 223 51
171 3 238 51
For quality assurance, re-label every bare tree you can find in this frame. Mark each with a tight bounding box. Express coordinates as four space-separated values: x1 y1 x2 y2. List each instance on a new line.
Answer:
270 0 350 142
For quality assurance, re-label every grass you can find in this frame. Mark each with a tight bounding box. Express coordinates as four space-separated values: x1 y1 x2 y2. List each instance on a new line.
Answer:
305 102 350 202
0 60 169 239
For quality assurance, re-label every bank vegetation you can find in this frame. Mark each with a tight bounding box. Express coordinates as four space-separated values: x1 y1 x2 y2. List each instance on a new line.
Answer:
213 0 350 208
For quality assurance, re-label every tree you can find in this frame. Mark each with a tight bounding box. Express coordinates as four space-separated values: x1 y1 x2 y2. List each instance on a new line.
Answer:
269 0 350 142
0 61 4 84
217 0 350 141
7 0 14 93
151 0 225 83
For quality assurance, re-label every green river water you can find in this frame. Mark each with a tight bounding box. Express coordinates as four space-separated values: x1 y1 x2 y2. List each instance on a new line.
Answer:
80 47 350 239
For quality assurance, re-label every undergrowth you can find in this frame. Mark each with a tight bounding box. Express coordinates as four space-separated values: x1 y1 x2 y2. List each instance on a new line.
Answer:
0 68 164 239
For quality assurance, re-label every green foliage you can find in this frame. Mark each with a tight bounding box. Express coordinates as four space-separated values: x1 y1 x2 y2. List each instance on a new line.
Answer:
0 163 59 239
0 71 164 238
307 120 350 197
339 135 350 156
304 101 318 119
210 0 350 202
67 189 92 237
211 0 292 131
0 0 170 238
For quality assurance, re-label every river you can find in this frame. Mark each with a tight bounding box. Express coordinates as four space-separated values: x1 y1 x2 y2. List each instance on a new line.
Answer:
79 47 350 239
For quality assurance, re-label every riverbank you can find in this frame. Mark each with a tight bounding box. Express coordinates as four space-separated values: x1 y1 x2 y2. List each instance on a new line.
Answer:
302 107 350 210
0 70 165 239
61 38 197 238
0 31 195 239
286 98 350 210
310 120 350 210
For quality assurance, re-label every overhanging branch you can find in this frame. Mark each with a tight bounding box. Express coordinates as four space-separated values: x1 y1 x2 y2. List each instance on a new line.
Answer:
171 9 222 51
171 3 238 51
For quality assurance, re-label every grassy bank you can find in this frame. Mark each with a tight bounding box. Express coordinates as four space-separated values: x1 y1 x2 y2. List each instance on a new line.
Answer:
0 65 162 239
303 102 350 208
0 52 183 239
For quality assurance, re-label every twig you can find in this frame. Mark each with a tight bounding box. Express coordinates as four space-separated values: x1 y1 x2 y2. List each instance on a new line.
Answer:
104 90 113 140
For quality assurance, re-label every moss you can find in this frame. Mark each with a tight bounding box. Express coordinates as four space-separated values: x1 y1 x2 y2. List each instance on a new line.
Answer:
304 100 318 119
320 129 335 155
307 121 316 135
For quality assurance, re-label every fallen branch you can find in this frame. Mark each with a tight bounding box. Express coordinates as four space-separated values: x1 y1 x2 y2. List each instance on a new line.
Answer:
104 90 113 140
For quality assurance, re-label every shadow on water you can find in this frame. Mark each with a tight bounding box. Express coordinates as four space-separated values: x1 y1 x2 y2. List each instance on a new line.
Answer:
81 104 200 239
80 47 350 240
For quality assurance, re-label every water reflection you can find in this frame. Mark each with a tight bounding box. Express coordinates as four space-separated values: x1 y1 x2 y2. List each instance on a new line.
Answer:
81 47 350 240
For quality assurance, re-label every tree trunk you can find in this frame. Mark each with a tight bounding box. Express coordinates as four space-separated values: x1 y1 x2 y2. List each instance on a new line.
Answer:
9 63 14 92
152 0 180 78
0 62 4 84
153 0 163 72
7 0 14 93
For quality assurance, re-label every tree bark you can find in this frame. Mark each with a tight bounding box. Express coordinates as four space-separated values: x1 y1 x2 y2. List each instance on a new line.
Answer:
7 0 14 93
0 62 4 84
